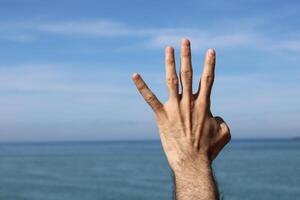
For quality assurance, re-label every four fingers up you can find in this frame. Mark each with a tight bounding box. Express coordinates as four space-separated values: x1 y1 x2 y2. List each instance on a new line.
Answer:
132 38 216 113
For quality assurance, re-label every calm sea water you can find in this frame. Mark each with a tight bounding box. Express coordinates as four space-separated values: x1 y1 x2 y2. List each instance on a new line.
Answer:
0 139 299 200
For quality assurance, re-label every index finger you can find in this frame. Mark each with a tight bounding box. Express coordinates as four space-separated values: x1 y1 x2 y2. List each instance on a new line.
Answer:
132 73 163 113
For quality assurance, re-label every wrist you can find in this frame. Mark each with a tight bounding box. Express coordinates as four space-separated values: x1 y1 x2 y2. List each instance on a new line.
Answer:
172 156 212 181
172 157 218 200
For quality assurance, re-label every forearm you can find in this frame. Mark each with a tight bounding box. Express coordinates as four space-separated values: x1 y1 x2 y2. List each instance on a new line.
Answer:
173 160 219 200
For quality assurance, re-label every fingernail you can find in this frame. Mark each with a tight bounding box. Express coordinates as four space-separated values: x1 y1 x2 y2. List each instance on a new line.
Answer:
165 46 174 53
181 38 190 46
132 73 139 79
208 48 215 57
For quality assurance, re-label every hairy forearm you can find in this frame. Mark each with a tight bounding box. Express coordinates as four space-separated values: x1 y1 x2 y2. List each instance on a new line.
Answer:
173 160 219 200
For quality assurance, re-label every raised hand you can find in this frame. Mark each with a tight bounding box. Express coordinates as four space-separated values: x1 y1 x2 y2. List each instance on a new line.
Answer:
132 39 231 199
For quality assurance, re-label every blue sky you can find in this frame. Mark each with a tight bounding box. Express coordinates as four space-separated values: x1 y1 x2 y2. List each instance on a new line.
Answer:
0 0 299 141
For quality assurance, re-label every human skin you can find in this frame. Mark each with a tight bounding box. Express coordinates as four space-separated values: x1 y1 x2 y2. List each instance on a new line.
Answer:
132 39 231 200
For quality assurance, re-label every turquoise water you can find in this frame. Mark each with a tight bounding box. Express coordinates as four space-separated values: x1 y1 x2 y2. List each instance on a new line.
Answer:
0 140 299 200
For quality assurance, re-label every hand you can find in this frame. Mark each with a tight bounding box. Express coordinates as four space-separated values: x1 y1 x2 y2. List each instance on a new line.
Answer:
132 39 231 174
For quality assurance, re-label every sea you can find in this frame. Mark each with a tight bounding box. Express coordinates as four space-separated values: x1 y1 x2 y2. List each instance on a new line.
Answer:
0 139 299 200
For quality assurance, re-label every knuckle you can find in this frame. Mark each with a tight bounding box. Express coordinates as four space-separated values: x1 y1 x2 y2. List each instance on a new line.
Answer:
137 83 146 90
209 60 215 66
145 94 156 103
166 58 175 65
202 74 214 84
222 126 231 141
166 76 178 86
181 69 192 77
154 103 164 112
181 51 191 58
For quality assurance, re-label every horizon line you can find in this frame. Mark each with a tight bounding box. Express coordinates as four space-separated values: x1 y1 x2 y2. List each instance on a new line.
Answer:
0 137 299 144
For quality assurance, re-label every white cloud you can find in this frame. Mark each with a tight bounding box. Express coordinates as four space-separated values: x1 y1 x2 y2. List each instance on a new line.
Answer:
0 62 299 139
0 64 134 95
0 34 35 42
1 19 300 55
270 39 300 53
37 20 132 37
148 32 257 50
36 20 260 49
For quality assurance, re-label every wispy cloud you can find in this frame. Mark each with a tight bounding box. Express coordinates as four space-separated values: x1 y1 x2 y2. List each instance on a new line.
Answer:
2 19 300 54
0 61 299 139
36 20 260 50
148 32 258 50
0 64 134 95
0 34 35 42
37 20 132 37
270 39 300 53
